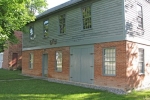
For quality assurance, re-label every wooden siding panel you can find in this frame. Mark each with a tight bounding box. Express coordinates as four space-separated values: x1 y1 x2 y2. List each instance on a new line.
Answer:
125 0 150 42
23 0 124 50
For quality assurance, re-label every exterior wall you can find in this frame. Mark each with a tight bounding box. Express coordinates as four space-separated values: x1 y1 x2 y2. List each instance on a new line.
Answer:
2 31 22 70
126 41 150 90
22 40 150 91
23 0 124 51
2 49 9 69
94 41 127 90
125 0 150 45
22 47 70 80
0 53 4 68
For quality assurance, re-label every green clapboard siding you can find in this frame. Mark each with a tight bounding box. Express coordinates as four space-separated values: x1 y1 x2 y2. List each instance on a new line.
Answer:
23 0 125 50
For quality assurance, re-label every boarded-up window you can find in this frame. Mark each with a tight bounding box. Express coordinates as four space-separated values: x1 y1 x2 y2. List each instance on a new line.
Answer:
82 6 92 29
138 48 144 74
43 20 49 38
103 48 116 76
59 14 66 34
56 51 62 72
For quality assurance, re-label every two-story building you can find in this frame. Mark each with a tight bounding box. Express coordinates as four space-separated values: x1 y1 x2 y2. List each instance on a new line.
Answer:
22 0 150 93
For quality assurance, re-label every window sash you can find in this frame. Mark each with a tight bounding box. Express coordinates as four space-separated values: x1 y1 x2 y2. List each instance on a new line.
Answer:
43 20 49 38
59 14 66 34
103 48 116 76
82 6 92 29
138 48 144 74
29 26 34 40
56 51 62 72
29 53 34 69
137 4 143 29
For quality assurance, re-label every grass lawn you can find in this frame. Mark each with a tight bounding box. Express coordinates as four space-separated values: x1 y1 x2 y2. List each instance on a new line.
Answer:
0 69 150 100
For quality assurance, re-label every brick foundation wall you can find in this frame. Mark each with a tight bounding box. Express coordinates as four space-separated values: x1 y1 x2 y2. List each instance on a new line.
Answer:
22 40 150 91
126 41 150 90
22 47 70 80
94 41 127 90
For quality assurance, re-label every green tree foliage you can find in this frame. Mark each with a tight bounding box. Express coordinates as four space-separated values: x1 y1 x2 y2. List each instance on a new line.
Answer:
0 0 47 52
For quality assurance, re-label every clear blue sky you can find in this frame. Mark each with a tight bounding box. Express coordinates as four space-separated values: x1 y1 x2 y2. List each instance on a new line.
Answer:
47 0 70 9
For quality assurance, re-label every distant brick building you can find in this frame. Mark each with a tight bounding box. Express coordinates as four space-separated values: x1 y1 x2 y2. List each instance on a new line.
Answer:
2 31 22 70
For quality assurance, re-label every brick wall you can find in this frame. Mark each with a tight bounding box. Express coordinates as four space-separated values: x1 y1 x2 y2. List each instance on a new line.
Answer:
22 40 150 91
22 47 70 80
126 41 150 90
94 41 127 90
2 31 22 70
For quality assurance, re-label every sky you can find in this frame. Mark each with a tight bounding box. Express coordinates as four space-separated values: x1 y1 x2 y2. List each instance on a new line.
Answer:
47 0 70 9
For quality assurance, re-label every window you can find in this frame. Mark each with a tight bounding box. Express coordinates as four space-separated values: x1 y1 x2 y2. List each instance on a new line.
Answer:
29 26 35 40
59 14 66 34
138 48 144 74
43 20 49 38
56 51 62 72
82 6 92 29
137 4 143 29
29 53 34 69
103 48 116 76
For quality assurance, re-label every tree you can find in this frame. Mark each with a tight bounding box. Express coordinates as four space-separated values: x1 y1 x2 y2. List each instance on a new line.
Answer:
0 0 48 52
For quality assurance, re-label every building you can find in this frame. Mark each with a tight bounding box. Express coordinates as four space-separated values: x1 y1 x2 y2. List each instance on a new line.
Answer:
2 31 22 70
22 0 150 93
0 52 3 69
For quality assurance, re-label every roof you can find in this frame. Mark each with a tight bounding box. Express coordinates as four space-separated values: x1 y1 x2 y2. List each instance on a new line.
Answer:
36 0 85 20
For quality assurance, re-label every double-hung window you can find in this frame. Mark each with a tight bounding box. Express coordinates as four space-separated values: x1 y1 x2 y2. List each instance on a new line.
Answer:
103 48 116 76
29 53 34 69
137 4 143 29
29 26 35 40
82 6 92 29
56 51 62 72
43 20 49 38
59 14 66 34
138 48 144 74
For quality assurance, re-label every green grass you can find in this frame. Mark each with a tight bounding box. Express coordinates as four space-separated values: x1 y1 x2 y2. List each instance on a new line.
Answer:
0 69 30 80
0 69 150 100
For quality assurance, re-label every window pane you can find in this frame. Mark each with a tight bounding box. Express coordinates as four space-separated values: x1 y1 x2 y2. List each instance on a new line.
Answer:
56 51 62 72
43 20 49 38
137 4 143 29
59 14 66 34
103 48 116 76
138 48 144 73
82 6 92 29
29 53 33 69
30 27 34 40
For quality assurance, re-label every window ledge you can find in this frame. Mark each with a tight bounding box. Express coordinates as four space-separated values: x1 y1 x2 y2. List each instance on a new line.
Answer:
43 37 49 39
81 28 93 32
58 33 66 36
137 27 144 31
139 73 145 76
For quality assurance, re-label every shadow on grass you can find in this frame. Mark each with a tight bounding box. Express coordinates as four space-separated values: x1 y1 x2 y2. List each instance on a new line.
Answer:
0 79 149 100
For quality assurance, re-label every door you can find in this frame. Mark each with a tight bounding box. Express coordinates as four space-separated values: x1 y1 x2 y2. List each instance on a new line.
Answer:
70 45 94 84
0 53 3 68
42 54 48 77
12 53 18 68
